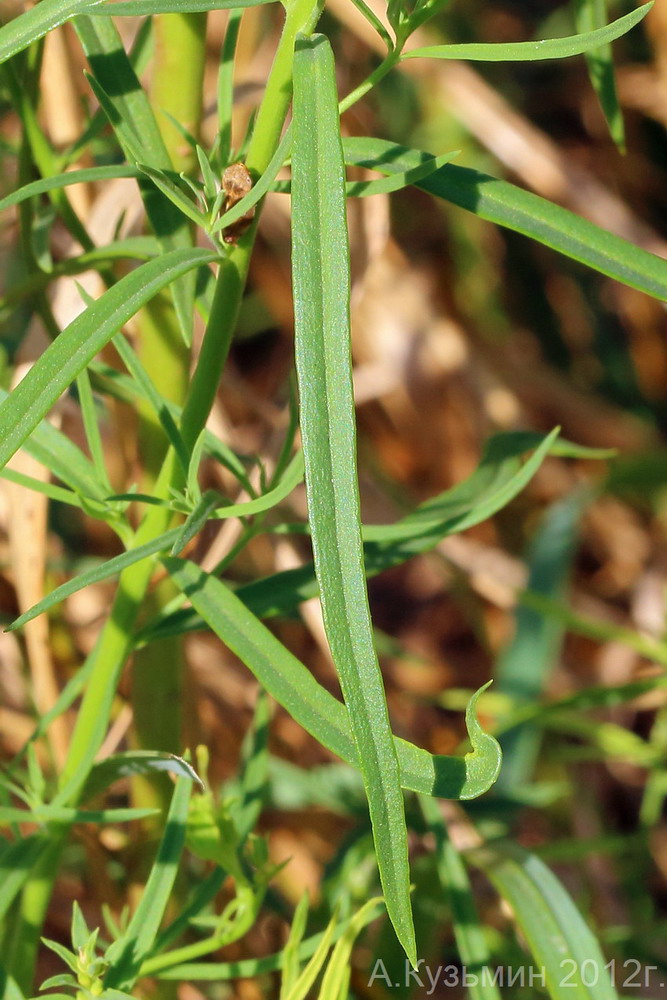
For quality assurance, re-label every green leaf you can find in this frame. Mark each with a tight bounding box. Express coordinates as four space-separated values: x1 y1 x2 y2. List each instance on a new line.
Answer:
93 0 277 13
269 147 461 199
185 428 207 503
104 777 193 988
420 796 500 1000
6 528 181 632
171 450 304 553
71 902 91 954
280 894 311 1000
0 467 83 510
196 145 219 200
574 0 625 150
516 591 667 667
154 920 360 980
217 8 244 164
233 689 272 840
75 15 198 343
141 429 570 643
363 428 559 542
283 905 341 1000
402 3 651 61
467 841 619 1000
0 806 158 825
343 137 667 301
110 334 190 478
169 491 220 556
76 369 112 493
0 165 139 215
346 148 459 195
80 752 204 803
40 939 78 975
494 492 587 795
136 164 209 228
318 898 384 1000
291 33 415 964
0 248 217 474
164 556 502 801
0 389 108 501
1 238 160 314
88 362 252 488
0 0 102 65
0 835 45 922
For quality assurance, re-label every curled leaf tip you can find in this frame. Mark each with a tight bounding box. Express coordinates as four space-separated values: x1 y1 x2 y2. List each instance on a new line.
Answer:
460 681 502 800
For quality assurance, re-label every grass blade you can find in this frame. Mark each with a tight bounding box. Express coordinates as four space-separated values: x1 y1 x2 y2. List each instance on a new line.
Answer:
494 492 586 795
574 0 625 150
467 841 619 999
291 33 415 963
0 165 139 214
0 835 45 922
420 797 501 1000
0 0 102 65
94 0 277 12
104 777 193 988
0 248 217 473
81 752 203 802
403 3 651 61
0 390 105 499
6 528 181 632
0 806 158 824
217 8 243 164
343 137 667 301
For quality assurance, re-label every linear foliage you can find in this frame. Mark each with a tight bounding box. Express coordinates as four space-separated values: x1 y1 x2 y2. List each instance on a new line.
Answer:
0 0 660 990
291 33 415 962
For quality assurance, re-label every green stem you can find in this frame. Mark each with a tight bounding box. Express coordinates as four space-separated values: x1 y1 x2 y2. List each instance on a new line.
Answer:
152 13 208 175
338 48 400 114
132 11 208 810
14 0 324 988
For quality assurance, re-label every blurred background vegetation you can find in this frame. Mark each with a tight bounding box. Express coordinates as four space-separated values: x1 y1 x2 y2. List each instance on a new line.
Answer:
2 0 667 994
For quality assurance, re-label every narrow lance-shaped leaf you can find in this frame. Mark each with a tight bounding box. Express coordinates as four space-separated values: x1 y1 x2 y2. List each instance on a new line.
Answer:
467 841 619 1000
93 0 278 13
343 137 667 302
105 777 193 988
0 165 139 215
0 388 107 500
5 528 182 633
0 0 102 65
0 248 217 473
575 0 625 151
403 2 651 61
420 796 501 1000
80 751 204 804
164 557 502 801
494 491 586 796
142 430 600 643
291 33 415 963
75 15 198 343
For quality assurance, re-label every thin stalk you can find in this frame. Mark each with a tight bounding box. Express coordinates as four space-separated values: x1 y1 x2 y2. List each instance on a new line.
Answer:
14 0 324 987
338 48 400 114
152 13 208 176
132 11 208 812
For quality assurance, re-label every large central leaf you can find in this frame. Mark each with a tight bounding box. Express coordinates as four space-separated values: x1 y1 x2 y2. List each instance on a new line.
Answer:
290 33 416 964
